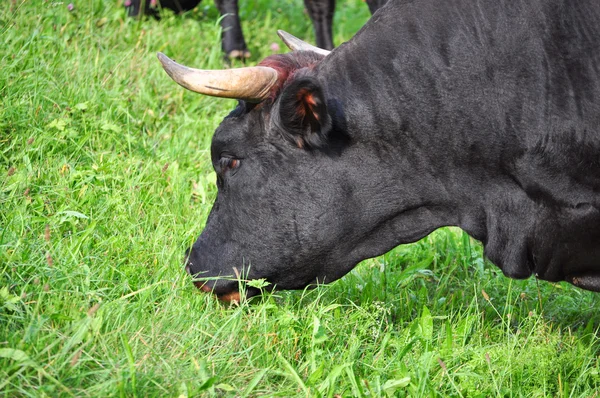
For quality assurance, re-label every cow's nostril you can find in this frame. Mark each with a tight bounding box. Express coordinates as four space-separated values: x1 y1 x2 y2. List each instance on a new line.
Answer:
185 265 191 275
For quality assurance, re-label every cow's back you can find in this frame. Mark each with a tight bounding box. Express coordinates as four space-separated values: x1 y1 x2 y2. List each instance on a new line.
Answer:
324 0 600 197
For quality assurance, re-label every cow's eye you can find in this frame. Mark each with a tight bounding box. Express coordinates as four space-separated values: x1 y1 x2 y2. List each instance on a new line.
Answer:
218 156 240 173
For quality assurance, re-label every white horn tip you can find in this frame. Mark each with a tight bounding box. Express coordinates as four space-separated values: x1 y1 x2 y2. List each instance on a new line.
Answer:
156 52 183 83
276 30 290 41
157 52 171 67
276 30 331 56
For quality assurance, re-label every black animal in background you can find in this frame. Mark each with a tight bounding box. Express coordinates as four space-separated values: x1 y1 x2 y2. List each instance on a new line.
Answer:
125 0 386 59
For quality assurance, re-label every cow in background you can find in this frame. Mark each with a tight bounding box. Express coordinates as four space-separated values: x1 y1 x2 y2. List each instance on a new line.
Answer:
126 0 386 59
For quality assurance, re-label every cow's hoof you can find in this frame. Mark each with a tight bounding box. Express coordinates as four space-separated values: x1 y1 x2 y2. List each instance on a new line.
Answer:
227 49 252 60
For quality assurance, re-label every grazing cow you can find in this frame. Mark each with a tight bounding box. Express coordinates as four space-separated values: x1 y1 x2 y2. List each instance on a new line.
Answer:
126 0 386 58
158 0 600 302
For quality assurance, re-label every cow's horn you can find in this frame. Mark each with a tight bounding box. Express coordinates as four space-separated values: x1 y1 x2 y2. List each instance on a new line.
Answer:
157 52 278 102
277 30 331 56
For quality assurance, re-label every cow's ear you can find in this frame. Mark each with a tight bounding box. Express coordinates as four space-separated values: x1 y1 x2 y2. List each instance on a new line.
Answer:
274 77 332 149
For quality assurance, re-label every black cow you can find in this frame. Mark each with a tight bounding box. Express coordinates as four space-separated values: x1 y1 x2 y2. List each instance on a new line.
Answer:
158 0 600 302
127 0 386 58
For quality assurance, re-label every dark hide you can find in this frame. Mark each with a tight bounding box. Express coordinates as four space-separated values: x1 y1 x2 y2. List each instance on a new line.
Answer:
183 0 600 300
365 0 387 14
126 0 387 58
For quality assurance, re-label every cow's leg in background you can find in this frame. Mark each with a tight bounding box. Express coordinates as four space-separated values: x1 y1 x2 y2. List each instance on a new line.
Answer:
568 274 600 292
159 0 192 13
303 0 386 50
365 0 387 14
126 0 249 60
126 0 200 18
304 0 335 50
215 0 251 59
127 0 380 58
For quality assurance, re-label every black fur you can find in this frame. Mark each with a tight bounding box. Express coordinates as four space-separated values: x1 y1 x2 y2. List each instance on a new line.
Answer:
183 0 600 299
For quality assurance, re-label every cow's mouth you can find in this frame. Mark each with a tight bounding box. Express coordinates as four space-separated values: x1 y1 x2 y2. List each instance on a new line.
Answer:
193 280 243 303
186 266 260 303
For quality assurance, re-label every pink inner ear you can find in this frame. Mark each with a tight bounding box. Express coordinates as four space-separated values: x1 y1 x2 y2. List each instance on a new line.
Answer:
304 93 319 121
303 92 317 107
296 88 318 119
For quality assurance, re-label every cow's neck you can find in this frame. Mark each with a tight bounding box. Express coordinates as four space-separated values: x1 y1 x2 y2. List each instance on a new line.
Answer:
314 0 600 286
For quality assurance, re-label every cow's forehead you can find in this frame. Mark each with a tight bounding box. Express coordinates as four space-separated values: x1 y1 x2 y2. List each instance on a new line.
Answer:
211 105 261 154
212 117 245 149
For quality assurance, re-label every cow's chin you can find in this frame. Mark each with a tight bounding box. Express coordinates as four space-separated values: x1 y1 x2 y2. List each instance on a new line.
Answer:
192 280 261 303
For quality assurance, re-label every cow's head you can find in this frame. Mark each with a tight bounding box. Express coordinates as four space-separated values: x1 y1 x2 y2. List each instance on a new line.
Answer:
159 32 438 302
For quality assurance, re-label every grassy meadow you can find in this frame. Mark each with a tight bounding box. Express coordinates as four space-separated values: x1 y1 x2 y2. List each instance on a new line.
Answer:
2 0 600 396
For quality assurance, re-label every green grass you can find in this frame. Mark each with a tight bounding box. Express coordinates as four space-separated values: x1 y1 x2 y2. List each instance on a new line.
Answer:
1 0 599 396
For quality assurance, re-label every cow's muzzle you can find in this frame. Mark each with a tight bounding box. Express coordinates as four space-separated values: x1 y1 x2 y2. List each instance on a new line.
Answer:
184 264 260 303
